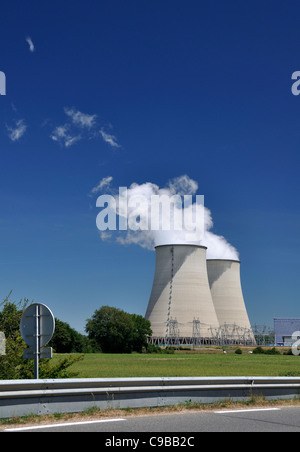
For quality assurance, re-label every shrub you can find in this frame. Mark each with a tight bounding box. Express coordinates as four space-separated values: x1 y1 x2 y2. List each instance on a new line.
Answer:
146 344 162 354
253 346 280 355
164 347 175 354
265 347 280 355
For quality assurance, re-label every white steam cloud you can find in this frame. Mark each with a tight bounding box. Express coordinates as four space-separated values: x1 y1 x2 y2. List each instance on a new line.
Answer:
94 175 239 260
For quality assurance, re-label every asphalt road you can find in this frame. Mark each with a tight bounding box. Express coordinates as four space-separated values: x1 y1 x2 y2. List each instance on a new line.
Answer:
4 407 300 433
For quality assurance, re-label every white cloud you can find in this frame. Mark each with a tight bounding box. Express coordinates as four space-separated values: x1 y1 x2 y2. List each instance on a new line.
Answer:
90 176 113 196
64 134 81 148
26 37 35 52
89 176 113 196
50 124 81 148
64 107 97 129
100 231 112 241
7 119 27 142
50 107 122 150
168 175 198 195
51 107 99 148
100 128 121 148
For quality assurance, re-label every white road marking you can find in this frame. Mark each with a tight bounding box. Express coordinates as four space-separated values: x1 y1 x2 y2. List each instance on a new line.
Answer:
214 408 281 414
5 418 126 432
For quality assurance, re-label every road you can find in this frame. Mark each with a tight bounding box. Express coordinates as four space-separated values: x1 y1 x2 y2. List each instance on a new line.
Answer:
3 407 300 433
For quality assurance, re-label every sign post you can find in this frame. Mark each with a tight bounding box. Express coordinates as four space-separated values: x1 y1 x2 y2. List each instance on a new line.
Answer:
20 303 55 379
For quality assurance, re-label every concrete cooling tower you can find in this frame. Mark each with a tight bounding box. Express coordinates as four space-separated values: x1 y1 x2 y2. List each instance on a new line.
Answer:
146 245 220 344
207 259 256 344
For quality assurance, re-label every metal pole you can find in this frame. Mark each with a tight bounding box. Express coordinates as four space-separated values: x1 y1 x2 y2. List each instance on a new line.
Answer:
34 305 40 379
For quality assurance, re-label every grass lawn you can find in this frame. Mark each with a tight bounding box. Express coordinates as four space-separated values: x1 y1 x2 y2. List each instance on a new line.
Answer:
52 351 300 378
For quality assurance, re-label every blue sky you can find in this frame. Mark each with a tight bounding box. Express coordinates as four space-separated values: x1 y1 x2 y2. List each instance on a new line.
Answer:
0 0 299 333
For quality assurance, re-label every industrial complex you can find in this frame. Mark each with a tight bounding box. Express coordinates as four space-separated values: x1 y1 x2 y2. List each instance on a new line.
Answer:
146 244 256 346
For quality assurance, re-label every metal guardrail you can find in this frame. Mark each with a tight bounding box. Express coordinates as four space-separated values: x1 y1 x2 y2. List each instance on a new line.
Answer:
0 377 300 419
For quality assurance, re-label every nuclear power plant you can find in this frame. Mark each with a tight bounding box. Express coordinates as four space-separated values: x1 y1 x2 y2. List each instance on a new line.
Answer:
207 259 256 345
146 244 256 346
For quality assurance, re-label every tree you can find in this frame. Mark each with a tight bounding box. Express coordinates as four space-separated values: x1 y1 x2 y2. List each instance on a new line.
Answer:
85 306 152 353
86 306 133 353
49 319 91 353
0 294 83 379
0 296 31 379
0 294 29 336
130 314 152 353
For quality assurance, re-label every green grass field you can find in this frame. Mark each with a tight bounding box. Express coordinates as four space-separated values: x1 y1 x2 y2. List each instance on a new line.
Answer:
52 351 300 378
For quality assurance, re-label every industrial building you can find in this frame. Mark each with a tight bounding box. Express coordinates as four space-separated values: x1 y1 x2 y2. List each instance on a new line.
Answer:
146 244 256 346
274 318 300 346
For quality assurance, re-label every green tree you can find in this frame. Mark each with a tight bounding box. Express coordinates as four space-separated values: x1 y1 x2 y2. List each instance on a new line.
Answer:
131 314 152 352
49 318 91 353
0 295 31 379
0 294 83 379
0 294 29 336
85 306 152 353
86 306 133 353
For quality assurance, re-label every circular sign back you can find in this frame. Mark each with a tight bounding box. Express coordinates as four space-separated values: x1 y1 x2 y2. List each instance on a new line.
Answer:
20 303 55 348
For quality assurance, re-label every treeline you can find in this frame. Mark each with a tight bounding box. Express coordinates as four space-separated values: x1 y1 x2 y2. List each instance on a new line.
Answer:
49 319 93 353
50 306 152 353
0 296 153 379
0 296 152 354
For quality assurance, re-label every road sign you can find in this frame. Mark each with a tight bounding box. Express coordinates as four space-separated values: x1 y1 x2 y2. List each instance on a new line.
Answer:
21 303 55 348
20 303 55 379
23 347 52 359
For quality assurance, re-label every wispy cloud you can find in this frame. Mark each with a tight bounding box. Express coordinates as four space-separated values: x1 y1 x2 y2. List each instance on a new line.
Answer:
89 176 113 197
7 119 27 142
64 107 97 129
50 107 122 150
50 107 97 148
50 124 81 148
100 128 121 148
26 37 35 53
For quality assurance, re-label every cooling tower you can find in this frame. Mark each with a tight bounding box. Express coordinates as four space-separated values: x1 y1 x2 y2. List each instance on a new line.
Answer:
207 259 255 343
146 245 219 342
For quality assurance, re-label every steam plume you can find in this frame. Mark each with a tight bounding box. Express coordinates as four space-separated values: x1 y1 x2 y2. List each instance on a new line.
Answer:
94 175 239 260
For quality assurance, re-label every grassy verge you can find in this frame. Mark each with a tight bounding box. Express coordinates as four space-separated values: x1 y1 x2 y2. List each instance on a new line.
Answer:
50 350 300 378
